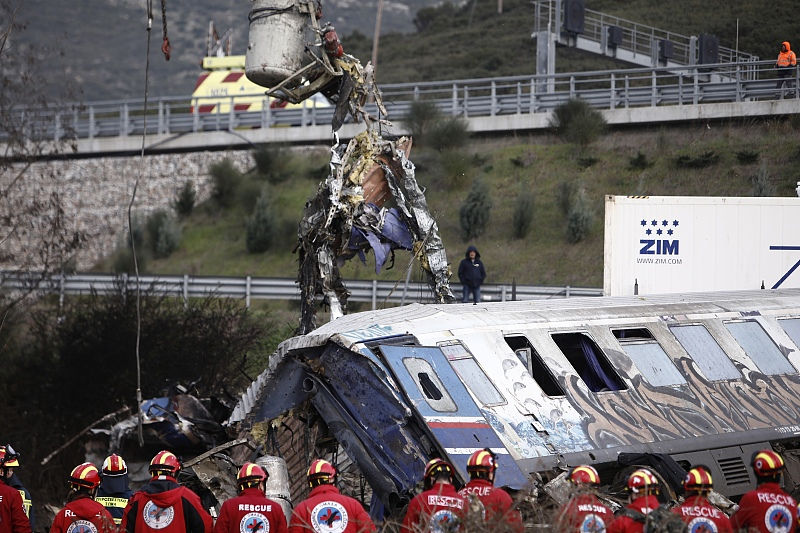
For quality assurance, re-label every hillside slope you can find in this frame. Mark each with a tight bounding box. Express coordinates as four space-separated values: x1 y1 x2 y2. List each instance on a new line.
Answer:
125 118 800 288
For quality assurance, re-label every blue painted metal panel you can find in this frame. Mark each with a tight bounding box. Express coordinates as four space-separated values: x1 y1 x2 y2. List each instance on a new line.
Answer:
378 345 530 489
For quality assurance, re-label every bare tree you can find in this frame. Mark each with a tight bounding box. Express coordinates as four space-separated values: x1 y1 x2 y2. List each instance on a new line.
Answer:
0 0 84 331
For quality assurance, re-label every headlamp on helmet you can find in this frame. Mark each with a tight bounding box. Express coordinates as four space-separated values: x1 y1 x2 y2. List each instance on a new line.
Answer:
752 450 784 478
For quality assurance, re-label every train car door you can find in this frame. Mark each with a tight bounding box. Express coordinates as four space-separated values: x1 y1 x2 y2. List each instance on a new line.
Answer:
378 345 529 489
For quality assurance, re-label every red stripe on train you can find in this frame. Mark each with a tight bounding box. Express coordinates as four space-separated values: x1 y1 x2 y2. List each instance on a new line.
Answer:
222 72 244 83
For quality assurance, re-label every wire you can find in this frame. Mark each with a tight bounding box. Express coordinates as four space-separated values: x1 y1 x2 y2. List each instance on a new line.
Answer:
129 0 155 448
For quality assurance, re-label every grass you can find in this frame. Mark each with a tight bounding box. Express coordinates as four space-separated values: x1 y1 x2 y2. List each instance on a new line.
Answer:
95 118 800 289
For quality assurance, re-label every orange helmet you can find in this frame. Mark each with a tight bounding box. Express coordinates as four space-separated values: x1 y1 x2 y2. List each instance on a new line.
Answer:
424 458 454 488
238 462 268 488
149 450 181 477
102 454 127 476
753 450 785 477
627 469 658 494
306 459 336 485
69 463 101 490
466 449 497 473
569 465 600 486
684 466 713 494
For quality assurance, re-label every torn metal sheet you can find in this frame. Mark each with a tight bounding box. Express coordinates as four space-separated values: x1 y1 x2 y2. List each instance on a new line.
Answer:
296 131 454 334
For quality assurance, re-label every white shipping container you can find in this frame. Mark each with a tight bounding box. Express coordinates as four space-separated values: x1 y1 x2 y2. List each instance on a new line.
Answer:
603 196 800 296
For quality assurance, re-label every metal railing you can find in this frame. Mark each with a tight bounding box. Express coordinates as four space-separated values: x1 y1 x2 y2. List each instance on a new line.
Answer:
1 61 797 145
0 271 602 309
532 0 759 66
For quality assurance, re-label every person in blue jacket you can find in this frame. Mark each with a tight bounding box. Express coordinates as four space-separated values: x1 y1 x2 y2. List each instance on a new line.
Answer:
96 453 134 526
458 245 486 304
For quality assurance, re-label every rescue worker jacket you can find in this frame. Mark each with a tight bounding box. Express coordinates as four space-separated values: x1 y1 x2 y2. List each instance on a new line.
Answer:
607 495 660 533
0 479 31 533
214 487 288 533
402 482 466 533
777 42 797 68
672 495 732 533
50 493 116 533
556 492 615 533
730 482 798 533
288 484 375 533
458 478 522 532
121 478 213 533
7 473 34 530
96 476 133 526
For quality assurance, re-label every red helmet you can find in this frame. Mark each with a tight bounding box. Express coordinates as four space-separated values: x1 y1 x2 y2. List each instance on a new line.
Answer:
466 449 497 472
570 465 600 485
306 459 336 484
149 450 181 477
424 458 454 488
69 463 101 490
0 445 20 467
238 462 268 488
684 467 713 493
627 469 658 494
753 450 784 477
102 454 127 476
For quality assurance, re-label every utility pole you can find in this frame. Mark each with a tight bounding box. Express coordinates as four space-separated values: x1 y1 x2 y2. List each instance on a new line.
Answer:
371 0 384 73
498 0 503 13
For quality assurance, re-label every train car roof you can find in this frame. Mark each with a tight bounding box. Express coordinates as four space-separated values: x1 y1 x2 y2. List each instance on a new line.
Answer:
279 288 800 355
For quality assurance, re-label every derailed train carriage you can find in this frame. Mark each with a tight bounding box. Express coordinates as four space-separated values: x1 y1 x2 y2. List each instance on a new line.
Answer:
226 289 800 518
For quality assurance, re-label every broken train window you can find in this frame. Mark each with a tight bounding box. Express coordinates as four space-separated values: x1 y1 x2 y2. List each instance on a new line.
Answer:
612 327 686 387
439 342 505 406
402 357 457 412
551 332 627 392
504 335 565 397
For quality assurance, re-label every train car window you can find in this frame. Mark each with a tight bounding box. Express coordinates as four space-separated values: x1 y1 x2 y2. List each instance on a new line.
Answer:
439 342 506 406
778 318 800 350
402 357 457 412
613 327 686 386
670 324 741 381
551 333 627 392
725 321 796 375
504 336 565 396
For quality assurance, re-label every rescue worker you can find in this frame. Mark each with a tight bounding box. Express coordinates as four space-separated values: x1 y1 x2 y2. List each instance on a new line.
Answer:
215 462 287 533
289 459 374 533
672 466 732 533
776 41 797 92
607 469 660 533
731 450 798 533
1 444 34 530
50 462 116 533
120 450 213 533
402 458 467 533
96 453 133 526
457 448 522 531
555 465 615 533
0 447 31 533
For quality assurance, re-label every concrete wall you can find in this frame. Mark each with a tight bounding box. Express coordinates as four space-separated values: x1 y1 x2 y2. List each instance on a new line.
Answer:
0 150 254 270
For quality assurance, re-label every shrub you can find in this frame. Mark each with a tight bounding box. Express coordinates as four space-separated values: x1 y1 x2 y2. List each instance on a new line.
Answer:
556 180 575 216
252 144 291 183
459 179 492 241
566 187 594 243
549 98 606 147
512 189 534 239
736 150 760 164
210 159 243 207
146 209 181 258
629 151 653 170
404 100 442 141
751 165 775 196
577 156 598 169
172 181 196 217
674 151 719 169
246 189 276 253
427 116 470 151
